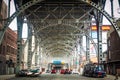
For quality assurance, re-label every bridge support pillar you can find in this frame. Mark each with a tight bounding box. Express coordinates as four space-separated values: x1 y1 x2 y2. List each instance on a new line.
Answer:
16 15 23 74
96 11 103 65
27 25 32 69
86 33 90 62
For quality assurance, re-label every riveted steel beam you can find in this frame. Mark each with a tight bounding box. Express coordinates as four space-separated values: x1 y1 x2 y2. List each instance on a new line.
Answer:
34 23 82 33
46 49 71 56
0 0 44 45
41 40 76 47
44 47 72 55
86 35 90 61
81 0 120 37
119 0 120 6
42 42 74 50
1 0 119 46
40 35 76 44
16 15 23 74
27 24 33 69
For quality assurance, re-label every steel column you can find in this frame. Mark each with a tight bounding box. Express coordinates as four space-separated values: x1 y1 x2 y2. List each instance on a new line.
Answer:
78 38 82 64
1 0 119 47
16 15 23 73
27 25 32 69
86 35 90 61
35 38 39 66
8 0 11 17
35 53 38 66
96 11 103 64
110 0 114 17
39 40 42 68
118 0 120 6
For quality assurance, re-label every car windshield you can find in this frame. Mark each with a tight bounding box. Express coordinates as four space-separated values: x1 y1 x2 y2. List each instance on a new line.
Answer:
95 66 103 71
21 69 28 71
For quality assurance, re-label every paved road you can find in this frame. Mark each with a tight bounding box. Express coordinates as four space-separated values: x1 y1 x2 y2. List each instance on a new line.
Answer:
0 74 118 80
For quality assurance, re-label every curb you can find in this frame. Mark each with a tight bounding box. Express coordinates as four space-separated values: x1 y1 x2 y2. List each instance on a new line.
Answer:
0 75 15 80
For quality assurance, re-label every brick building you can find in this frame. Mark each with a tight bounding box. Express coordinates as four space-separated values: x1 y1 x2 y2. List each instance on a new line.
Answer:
107 25 120 75
0 0 17 75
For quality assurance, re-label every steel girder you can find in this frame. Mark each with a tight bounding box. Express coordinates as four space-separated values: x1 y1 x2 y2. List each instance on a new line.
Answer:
42 42 74 53
0 0 117 41
0 0 119 45
86 34 90 61
40 35 76 45
0 0 118 60
0 0 119 71
16 15 24 73
44 46 72 55
27 25 33 69
42 41 74 49
119 0 120 6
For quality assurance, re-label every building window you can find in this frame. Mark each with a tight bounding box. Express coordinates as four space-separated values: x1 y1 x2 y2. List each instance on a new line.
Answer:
0 0 2 12
0 45 2 54
7 45 9 52
3 46 5 54
108 39 110 47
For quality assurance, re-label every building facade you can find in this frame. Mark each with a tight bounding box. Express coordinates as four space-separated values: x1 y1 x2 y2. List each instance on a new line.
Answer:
107 25 120 75
0 27 17 75
0 0 17 75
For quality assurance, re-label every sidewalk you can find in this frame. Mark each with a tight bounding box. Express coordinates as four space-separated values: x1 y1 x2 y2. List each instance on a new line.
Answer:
105 75 120 80
0 74 15 80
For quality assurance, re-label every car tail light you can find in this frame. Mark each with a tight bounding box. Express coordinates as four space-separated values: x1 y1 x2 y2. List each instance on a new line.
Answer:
98 72 102 75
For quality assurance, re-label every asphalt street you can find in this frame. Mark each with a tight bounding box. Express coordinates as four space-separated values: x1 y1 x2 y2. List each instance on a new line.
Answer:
3 74 117 80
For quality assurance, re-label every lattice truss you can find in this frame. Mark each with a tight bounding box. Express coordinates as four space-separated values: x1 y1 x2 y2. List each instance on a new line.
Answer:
18 0 94 57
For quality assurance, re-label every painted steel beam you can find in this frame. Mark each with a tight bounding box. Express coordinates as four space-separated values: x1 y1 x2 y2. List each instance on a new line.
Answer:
46 50 71 57
42 42 74 51
40 35 76 44
27 25 32 69
16 15 23 74
86 35 90 61
44 47 72 55
96 11 103 64
81 0 120 37
0 0 119 46
119 0 120 7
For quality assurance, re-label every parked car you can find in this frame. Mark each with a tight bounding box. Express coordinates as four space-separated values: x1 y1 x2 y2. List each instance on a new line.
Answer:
51 69 57 74
60 69 65 74
93 66 106 78
72 69 80 74
83 63 106 78
83 63 95 77
64 69 72 74
16 69 32 77
46 70 50 73
30 69 40 77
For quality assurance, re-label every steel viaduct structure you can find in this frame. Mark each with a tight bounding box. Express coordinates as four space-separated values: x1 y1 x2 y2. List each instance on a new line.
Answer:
0 0 120 73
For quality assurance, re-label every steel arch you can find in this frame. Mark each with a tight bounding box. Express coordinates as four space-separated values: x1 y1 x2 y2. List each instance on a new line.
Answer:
1 0 119 44
42 42 74 50
80 0 120 37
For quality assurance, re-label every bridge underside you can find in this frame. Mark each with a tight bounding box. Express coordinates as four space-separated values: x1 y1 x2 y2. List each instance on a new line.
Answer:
15 0 94 57
4 0 119 71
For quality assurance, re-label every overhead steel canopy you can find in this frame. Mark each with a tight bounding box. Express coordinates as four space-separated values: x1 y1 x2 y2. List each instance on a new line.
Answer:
13 0 106 57
15 0 94 57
